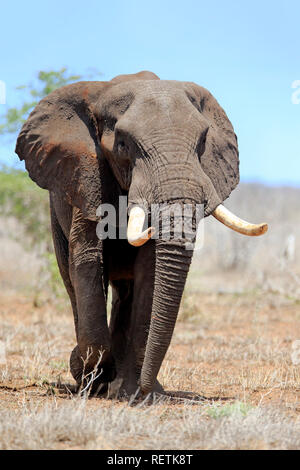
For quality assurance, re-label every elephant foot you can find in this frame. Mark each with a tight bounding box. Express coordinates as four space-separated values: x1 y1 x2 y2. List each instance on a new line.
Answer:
69 345 116 395
108 373 165 402
70 347 165 401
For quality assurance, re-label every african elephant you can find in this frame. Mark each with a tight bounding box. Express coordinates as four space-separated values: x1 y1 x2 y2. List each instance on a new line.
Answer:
15 71 267 398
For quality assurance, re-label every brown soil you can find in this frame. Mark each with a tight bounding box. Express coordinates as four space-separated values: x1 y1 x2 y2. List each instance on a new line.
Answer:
0 290 299 415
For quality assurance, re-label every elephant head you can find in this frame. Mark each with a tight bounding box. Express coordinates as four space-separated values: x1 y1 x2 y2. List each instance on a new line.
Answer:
15 71 267 395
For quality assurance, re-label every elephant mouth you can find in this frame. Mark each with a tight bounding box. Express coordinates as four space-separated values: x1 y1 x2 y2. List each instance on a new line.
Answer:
127 203 268 247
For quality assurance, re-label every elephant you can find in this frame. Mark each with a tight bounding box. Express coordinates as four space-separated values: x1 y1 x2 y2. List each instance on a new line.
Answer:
15 71 267 398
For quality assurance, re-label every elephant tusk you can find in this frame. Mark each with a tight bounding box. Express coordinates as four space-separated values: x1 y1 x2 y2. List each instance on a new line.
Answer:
127 206 156 247
212 204 268 236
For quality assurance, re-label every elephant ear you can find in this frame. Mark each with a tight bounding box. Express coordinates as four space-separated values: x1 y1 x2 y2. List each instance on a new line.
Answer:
15 81 112 221
194 85 240 216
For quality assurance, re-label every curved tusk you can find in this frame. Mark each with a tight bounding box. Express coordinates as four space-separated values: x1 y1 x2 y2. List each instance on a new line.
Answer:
212 204 268 236
127 206 156 247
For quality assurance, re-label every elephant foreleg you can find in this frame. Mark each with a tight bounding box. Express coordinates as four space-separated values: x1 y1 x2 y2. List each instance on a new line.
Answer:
50 201 78 334
108 280 138 397
109 280 134 369
68 208 115 390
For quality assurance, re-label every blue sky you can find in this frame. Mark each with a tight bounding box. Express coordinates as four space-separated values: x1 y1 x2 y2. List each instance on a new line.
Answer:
1 0 299 185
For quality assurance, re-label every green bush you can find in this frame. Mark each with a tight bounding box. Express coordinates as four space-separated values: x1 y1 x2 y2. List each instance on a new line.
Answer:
0 167 50 245
0 168 65 299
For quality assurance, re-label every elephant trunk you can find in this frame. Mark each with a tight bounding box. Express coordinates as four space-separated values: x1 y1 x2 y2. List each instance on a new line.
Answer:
139 210 194 394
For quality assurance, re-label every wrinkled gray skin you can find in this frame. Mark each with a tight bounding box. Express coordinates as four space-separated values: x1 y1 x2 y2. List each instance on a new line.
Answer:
15 71 239 398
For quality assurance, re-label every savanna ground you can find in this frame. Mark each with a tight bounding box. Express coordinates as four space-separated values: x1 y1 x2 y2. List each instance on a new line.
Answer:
0 178 299 450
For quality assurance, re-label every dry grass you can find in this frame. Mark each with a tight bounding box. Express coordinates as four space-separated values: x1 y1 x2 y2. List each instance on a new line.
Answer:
0 287 299 450
0 398 299 450
0 183 299 449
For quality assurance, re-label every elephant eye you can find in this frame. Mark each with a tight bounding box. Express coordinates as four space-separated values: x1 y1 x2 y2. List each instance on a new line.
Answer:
103 116 116 131
117 141 126 153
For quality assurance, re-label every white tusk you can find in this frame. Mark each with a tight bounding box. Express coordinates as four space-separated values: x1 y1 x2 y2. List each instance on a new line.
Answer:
127 206 155 247
212 204 268 236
